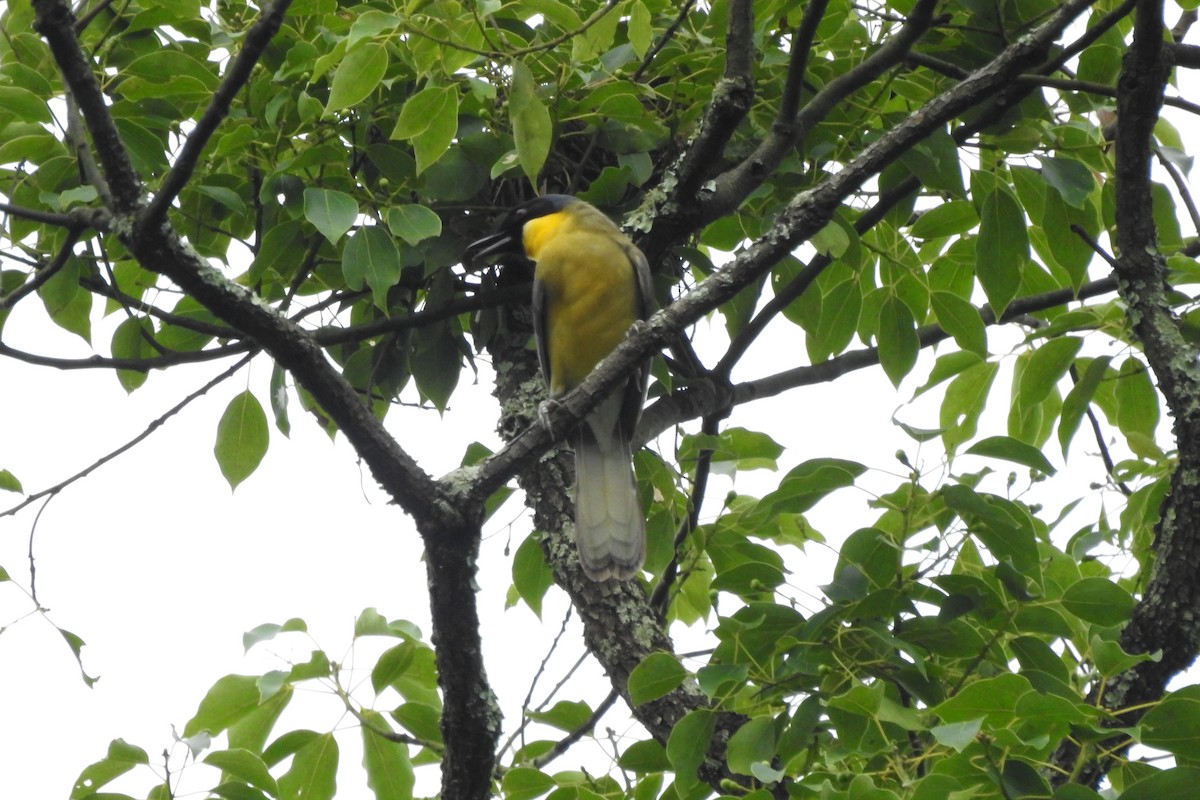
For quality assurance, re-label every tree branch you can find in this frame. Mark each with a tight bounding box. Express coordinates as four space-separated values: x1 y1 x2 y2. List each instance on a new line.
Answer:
141 0 292 228
0 354 254 520
0 229 81 312
32 0 143 213
641 276 1120 441
1051 0 1200 787
703 0 939 224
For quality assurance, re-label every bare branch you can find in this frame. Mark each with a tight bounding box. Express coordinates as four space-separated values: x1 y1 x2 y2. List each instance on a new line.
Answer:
0 340 252 371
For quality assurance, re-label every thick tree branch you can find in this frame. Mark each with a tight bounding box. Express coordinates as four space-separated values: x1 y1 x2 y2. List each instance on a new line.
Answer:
32 0 143 213
478 12 1102 796
1051 0 1200 788
484 0 1100 502
33 11 500 796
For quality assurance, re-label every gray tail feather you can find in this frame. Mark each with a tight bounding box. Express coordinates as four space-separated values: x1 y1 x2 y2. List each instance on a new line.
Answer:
573 437 644 581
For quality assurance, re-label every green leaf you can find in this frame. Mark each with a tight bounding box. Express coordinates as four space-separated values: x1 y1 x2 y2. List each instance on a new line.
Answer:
942 485 1039 574
1140 687 1200 761
809 276 861 362
229 685 293 753
1062 577 1135 626
930 718 982 751
184 675 262 737
391 85 459 173
1115 357 1159 440
243 618 307 652
1039 155 1094 209
303 188 358 244
619 739 671 773
111 316 157 392
71 739 150 799
911 201 979 239
964 435 1056 475
214 391 269 490
1059 356 1110 458
502 767 556 800
156 296 219 354
342 225 402 309
933 673 1032 725
666 709 715 795
384 204 442 246
811 220 850 257
0 86 52 123
347 10 401 49
327 42 388 110
877 294 918 387
763 458 865 514
360 709 415 800
354 608 422 640
204 749 278 795
512 531 554 617
940 360 999 455
371 643 416 695
1119 767 1200 800
391 701 443 742
270 363 291 437
930 290 986 356
628 653 687 707
37 256 91 342
411 323 461 411
278 731 338 800
527 700 593 733
726 716 776 777
509 60 552 187
628 0 652 58
976 186 1027 315
1018 336 1083 408
0 469 23 494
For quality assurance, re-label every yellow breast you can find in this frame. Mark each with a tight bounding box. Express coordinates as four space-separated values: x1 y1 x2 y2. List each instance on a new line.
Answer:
525 213 639 396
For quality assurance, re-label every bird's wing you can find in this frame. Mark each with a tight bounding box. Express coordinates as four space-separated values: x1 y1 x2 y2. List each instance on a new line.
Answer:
531 273 553 395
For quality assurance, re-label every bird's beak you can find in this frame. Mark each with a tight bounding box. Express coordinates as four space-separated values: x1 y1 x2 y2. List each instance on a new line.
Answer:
463 231 519 266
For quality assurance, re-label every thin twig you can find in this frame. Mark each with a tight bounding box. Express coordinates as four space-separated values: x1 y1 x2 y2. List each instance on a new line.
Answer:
142 0 293 227
531 689 620 769
0 228 81 312
0 353 256 520
1155 149 1200 236
650 413 721 615
631 0 698 82
0 340 252 371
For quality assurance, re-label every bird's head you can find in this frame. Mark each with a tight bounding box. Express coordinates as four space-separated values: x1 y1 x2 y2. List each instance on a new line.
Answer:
463 194 577 265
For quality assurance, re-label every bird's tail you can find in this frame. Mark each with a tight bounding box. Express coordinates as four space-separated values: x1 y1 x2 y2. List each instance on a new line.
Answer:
573 433 644 581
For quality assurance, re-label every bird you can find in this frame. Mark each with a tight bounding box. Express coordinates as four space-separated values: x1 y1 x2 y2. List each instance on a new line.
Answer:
465 195 654 581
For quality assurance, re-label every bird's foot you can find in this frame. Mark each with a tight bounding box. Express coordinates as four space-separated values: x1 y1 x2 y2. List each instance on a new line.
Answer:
538 398 562 438
627 319 650 338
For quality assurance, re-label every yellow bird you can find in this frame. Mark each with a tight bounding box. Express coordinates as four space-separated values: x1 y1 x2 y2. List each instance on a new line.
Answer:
466 195 654 581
